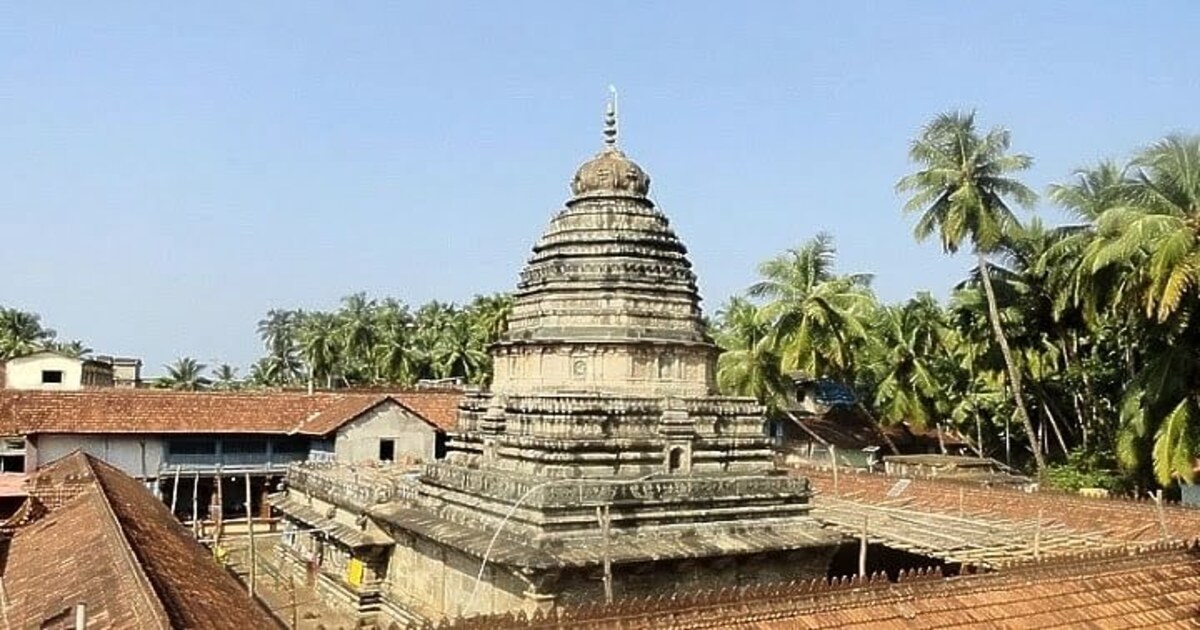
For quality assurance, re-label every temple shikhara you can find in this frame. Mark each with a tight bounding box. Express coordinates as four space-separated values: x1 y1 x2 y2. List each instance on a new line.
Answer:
271 100 841 622
260 101 1200 629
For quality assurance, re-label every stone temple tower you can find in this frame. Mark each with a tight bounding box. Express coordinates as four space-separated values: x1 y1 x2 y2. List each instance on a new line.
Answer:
492 97 715 399
377 99 840 619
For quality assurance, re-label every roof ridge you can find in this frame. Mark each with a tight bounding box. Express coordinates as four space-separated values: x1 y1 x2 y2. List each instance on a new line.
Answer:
80 454 174 629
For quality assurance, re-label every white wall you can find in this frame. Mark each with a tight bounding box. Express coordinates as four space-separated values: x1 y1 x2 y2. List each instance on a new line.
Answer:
334 401 439 464
4 354 85 390
35 434 165 479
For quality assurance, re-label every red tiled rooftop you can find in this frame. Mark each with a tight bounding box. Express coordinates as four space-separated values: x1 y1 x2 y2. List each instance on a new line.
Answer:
1 452 282 629
801 467 1200 545
446 543 1200 629
0 388 464 435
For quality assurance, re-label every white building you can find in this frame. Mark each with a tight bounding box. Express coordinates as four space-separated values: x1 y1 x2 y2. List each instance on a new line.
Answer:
1 350 115 390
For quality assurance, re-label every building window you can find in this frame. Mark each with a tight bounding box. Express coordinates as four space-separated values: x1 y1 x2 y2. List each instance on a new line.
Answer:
41 370 64 384
379 439 395 462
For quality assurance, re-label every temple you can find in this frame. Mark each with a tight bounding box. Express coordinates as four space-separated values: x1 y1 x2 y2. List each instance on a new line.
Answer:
272 98 840 624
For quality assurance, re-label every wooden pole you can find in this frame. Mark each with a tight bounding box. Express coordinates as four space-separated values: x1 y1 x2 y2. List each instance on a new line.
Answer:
830 446 839 496
246 473 257 597
1033 508 1043 560
1154 489 1170 542
214 468 224 552
858 515 868 577
170 465 181 517
191 470 200 537
597 505 612 604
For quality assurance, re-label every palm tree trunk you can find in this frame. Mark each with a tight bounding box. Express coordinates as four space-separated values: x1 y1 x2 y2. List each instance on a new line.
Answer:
976 252 1046 474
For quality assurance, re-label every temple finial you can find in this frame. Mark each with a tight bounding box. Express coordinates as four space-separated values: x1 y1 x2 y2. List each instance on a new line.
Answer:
603 85 618 148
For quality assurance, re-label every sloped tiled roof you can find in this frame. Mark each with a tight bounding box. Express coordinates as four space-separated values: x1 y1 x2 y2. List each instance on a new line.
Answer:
781 407 892 451
444 543 1200 629
0 452 282 629
0 389 463 436
801 467 1200 545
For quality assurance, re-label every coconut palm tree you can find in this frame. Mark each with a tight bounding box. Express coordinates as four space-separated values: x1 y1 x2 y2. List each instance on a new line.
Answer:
872 293 952 431
337 293 378 379
375 301 421 385
713 297 788 410
0 308 56 359
211 364 241 390
51 340 92 359
1077 135 1200 484
433 310 489 383
467 293 514 346
748 233 875 382
256 309 302 385
299 312 341 389
896 110 1045 473
158 357 211 391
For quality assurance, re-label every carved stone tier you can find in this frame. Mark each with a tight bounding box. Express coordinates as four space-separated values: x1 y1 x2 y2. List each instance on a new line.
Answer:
494 176 716 397
450 391 771 477
415 465 814 538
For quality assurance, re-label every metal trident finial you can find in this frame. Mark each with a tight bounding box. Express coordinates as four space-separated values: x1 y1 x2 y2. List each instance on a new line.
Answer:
603 85 618 148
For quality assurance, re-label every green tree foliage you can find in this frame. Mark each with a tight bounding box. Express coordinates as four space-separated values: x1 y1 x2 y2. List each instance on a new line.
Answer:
713 119 1200 493
897 110 1045 473
250 293 511 389
157 357 211 391
0 307 59 359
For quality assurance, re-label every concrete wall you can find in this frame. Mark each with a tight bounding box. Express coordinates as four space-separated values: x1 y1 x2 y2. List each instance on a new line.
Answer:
334 401 441 464
33 434 165 478
4 354 88 390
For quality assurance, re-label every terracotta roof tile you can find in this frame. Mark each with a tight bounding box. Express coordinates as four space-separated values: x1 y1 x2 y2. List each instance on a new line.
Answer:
1 452 281 629
801 468 1200 545
449 544 1200 629
0 389 464 436
387 390 463 431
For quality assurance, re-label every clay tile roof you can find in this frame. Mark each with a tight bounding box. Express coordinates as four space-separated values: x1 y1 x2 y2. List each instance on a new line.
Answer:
0 389 464 436
447 543 1200 629
387 390 463 431
1 451 281 629
801 468 1200 545
783 407 891 451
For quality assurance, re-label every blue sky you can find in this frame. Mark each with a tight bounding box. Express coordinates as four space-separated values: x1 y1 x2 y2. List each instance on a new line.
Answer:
1 2 1196 375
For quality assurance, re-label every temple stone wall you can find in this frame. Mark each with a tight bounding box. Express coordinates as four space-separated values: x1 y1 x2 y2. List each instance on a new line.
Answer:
384 532 534 619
